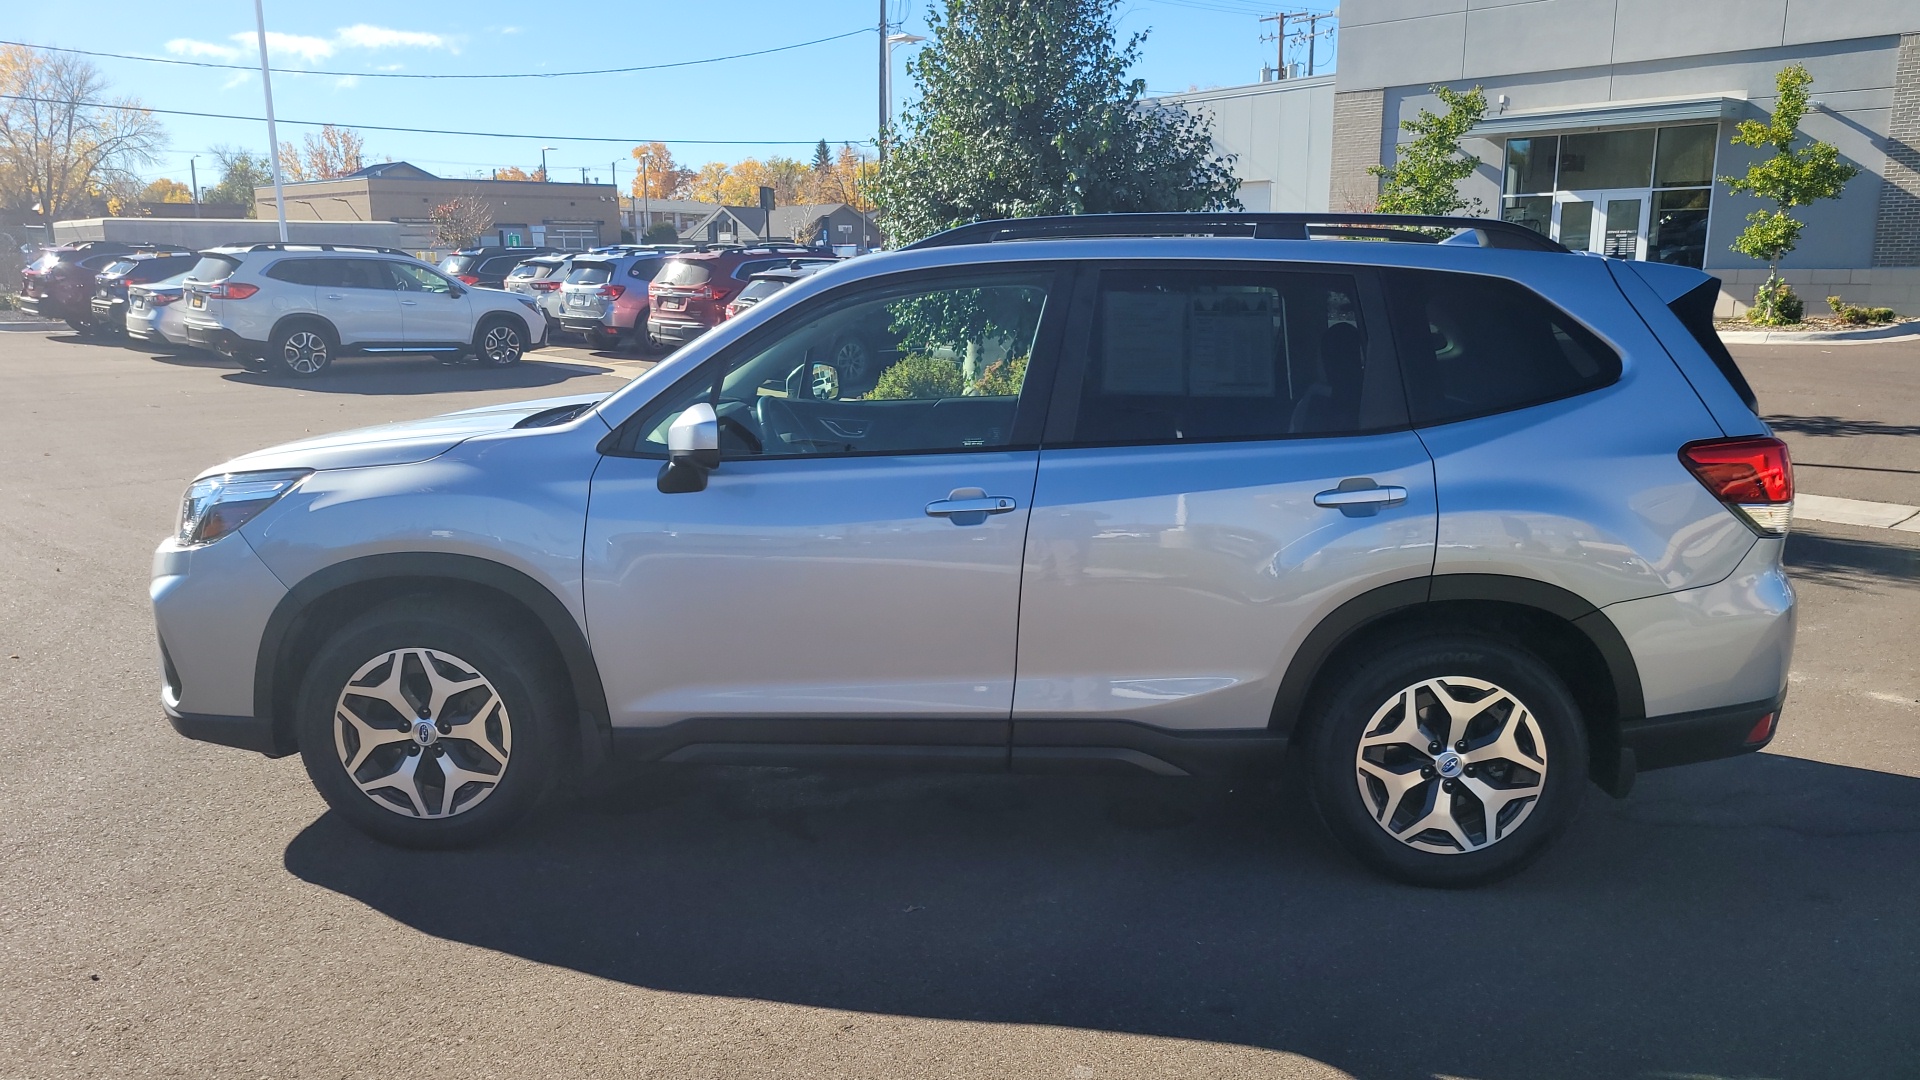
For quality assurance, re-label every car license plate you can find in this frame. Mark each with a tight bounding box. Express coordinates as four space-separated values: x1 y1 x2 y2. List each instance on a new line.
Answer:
131 298 147 311
191 295 204 308
661 298 684 311
570 294 591 307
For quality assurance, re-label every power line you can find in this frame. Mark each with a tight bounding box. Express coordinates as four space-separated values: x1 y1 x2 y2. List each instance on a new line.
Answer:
0 28 873 81
0 92 871 147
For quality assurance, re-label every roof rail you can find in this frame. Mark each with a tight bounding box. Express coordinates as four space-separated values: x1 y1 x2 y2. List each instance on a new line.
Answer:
241 242 416 257
904 212 1565 253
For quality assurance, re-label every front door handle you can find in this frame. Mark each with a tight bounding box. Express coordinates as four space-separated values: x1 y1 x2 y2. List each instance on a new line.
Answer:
1314 480 1408 517
926 487 1018 524
324 293 345 300
400 300 419 307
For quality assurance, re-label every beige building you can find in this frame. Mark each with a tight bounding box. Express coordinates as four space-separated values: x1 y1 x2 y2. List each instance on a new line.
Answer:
254 162 620 251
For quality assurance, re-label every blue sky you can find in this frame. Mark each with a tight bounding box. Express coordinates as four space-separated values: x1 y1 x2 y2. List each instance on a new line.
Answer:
9 0 1337 189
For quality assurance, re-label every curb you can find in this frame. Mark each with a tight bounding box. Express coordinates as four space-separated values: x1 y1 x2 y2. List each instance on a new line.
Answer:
1718 322 1920 345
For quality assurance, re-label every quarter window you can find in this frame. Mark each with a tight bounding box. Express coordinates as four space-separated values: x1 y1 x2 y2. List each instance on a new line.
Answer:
1064 269 1393 444
1382 269 1621 426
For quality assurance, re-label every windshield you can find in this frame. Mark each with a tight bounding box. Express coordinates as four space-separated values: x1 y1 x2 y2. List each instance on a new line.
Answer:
654 260 710 287
101 259 138 277
734 279 787 303
187 254 241 282
505 262 541 280
439 255 477 274
566 264 612 285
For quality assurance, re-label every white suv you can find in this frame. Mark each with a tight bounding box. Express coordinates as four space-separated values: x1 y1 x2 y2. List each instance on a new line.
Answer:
181 244 548 377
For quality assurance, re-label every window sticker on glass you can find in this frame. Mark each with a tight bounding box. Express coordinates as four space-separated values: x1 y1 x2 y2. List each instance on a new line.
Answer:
1099 290 1187 394
1188 289 1278 397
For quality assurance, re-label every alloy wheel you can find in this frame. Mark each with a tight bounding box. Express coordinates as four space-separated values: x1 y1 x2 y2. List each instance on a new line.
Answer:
833 337 871 383
332 648 512 819
1352 676 1548 854
282 331 329 374
482 324 522 365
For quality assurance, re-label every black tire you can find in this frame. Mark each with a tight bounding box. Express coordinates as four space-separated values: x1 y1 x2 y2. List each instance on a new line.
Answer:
1302 634 1588 888
270 320 334 377
829 333 877 389
295 600 567 848
237 354 272 373
65 317 97 337
474 316 525 366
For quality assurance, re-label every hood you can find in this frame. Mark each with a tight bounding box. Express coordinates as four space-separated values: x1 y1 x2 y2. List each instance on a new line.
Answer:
209 393 609 476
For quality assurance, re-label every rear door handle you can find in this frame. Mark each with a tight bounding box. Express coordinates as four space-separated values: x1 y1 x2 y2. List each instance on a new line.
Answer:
926 496 1018 517
400 300 419 307
1314 481 1407 517
324 293 345 300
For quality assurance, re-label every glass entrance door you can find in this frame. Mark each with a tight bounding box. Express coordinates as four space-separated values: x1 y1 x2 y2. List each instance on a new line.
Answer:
1553 190 1648 259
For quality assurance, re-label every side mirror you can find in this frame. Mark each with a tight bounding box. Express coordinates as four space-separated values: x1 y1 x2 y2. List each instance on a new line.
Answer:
657 402 719 493
449 285 467 298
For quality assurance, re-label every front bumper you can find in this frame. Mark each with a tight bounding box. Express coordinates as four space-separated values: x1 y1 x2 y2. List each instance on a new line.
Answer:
153 534 291 756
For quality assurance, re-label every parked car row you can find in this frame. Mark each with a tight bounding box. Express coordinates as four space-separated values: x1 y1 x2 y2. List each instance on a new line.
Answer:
20 240 550 378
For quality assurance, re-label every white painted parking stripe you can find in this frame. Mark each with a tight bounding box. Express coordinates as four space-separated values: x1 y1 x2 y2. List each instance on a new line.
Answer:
1794 493 1920 530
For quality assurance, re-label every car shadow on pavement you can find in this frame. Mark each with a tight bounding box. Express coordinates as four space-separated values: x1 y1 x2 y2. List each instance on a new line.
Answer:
285 753 1920 1079
138 351 618 394
1768 413 1920 439
1786 529 1920 589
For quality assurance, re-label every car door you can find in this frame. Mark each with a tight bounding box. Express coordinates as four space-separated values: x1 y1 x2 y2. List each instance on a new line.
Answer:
1012 263 1437 741
314 258 404 349
584 266 1069 749
386 262 474 349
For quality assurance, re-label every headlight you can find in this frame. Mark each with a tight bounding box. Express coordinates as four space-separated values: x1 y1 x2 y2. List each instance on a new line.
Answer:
177 469 310 546
513 296 538 310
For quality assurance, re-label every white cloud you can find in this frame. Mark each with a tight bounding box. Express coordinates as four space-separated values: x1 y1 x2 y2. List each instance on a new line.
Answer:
335 24 446 50
497 26 522 35
228 31 336 63
166 38 244 61
333 75 361 90
220 71 252 91
375 63 404 72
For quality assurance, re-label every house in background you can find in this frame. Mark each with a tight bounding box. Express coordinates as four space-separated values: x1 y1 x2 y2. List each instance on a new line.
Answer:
254 162 619 252
681 203 880 252
621 196 713 240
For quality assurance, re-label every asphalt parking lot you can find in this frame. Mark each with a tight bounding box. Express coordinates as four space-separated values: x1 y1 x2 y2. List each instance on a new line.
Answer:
1 327 1917 1079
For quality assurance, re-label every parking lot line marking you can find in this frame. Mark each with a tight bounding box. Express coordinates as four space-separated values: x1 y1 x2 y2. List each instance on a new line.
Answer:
1795 493 1920 530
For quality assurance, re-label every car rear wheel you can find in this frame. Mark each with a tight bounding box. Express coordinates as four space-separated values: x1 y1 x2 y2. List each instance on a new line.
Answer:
296 601 565 848
476 317 524 366
272 323 333 377
831 333 876 388
1303 634 1587 887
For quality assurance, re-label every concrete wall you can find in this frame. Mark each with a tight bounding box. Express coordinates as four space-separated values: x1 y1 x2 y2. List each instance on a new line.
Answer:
256 177 620 244
1153 77 1335 212
50 218 436 254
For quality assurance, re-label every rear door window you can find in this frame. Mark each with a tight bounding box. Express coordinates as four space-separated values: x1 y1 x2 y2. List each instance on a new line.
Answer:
1382 269 1621 426
566 263 613 285
188 255 241 282
654 260 710 287
1060 267 1402 445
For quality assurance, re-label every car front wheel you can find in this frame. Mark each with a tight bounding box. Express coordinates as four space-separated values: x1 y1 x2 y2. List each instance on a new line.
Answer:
272 323 333 377
476 317 524 366
1303 634 1588 887
296 601 565 847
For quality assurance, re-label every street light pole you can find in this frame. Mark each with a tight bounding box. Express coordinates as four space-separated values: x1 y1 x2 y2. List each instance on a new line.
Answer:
252 0 288 241
877 0 888 163
189 157 201 218
881 31 926 164
540 146 555 182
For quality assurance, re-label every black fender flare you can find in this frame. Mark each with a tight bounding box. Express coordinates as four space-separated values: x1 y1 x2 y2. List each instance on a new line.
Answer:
1268 574 1644 735
253 552 610 755
267 312 339 352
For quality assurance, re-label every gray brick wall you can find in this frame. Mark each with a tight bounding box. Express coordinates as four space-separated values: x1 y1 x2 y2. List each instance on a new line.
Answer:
1873 33 1920 267
1330 90 1386 211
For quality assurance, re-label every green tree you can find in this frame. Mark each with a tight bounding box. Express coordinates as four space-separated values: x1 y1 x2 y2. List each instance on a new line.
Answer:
1721 64 1859 325
202 146 273 216
874 0 1239 246
642 221 681 245
1368 85 1488 217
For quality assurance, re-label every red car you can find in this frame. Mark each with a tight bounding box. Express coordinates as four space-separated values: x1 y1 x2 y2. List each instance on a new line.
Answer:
647 244 834 350
20 242 136 331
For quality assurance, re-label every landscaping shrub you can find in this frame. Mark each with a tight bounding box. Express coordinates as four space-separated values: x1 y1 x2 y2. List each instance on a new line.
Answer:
866 354 966 400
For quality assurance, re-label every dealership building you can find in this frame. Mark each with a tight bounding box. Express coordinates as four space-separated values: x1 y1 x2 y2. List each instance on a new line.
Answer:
1167 0 1919 313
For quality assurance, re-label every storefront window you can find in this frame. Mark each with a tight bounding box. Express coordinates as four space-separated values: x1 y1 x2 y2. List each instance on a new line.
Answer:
1504 136 1559 195
1501 195 1552 235
1650 188 1711 268
1558 129 1655 189
1654 125 1717 188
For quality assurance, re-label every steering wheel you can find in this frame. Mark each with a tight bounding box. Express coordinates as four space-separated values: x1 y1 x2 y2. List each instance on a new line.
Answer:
754 395 810 454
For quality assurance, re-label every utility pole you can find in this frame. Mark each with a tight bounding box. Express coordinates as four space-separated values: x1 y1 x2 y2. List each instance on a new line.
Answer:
877 0 889 162
641 156 650 235
252 0 288 241
1259 13 1287 80
189 157 201 218
1306 12 1319 76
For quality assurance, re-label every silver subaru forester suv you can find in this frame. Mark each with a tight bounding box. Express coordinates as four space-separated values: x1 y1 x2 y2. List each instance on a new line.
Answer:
151 214 1794 886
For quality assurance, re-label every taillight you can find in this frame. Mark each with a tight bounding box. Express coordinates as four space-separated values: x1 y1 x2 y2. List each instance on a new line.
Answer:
149 293 180 306
596 284 626 300
722 302 738 320
1680 436 1793 536
531 280 560 292
456 274 481 285
209 282 259 300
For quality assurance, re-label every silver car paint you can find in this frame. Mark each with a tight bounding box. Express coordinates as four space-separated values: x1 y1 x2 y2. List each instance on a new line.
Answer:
153 534 288 718
1014 435 1436 731
1600 536 1795 716
584 452 1039 725
153 233 1795 756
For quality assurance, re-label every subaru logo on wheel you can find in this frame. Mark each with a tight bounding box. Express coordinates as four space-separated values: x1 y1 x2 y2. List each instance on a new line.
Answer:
1435 751 1464 779
413 720 437 746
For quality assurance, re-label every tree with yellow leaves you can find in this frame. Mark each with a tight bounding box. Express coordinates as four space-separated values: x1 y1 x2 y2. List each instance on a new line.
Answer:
494 165 546 182
0 45 165 223
140 177 194 204
278 125 367 182
629 142 692 200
